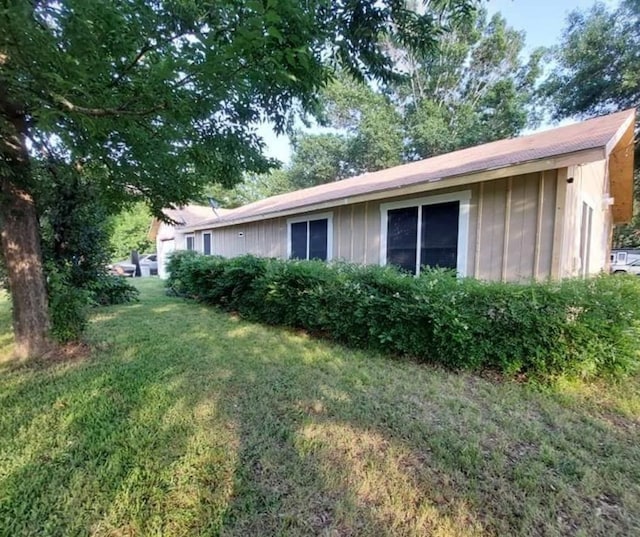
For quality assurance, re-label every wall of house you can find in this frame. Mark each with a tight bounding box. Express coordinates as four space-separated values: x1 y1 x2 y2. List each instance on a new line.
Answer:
186 166 613 282
557 160 610 277
156 223 174 279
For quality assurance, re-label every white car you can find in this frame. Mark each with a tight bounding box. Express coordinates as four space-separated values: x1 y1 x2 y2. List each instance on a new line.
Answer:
611 259 640 275
108 254 158 277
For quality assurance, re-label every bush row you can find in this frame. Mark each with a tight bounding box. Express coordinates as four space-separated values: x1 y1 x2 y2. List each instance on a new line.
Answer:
167 251 640 379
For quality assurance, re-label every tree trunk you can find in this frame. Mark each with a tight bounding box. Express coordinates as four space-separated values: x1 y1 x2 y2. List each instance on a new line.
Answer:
0 99 51 358
0 179 51 358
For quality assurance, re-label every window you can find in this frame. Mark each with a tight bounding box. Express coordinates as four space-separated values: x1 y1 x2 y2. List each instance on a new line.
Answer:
287 213 333 261
185 234 195 251
616 251 627 264
380 191 470 276
203 232 212 255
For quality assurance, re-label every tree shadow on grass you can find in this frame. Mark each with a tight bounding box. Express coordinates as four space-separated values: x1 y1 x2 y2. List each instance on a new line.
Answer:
1 289 639 536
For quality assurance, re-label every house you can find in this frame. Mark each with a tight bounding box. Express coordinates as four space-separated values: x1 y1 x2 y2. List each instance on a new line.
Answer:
175 109 635 281
148 204 225 279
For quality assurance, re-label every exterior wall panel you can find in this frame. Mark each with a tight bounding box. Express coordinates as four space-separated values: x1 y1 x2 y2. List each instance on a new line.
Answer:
477 178 507 281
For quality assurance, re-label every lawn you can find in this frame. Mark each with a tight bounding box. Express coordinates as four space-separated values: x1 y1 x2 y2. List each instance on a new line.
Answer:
1 279 639 536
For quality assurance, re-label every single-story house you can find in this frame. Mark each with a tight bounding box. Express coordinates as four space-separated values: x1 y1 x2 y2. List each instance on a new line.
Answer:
148 204 226 279
173 109 635 281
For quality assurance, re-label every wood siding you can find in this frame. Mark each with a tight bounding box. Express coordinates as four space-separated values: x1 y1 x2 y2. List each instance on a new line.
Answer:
192 167 613 281
558 160 609 277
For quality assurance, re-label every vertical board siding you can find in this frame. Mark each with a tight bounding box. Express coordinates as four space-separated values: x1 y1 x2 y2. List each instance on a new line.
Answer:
477 178 507 280
351 204 367 263
506 173 538 280
539 170 558 278
476 172 557 281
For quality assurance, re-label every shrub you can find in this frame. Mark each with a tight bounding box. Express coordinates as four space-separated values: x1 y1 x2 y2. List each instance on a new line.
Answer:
167 253 640 379
87 274 139 306
46 263 91 343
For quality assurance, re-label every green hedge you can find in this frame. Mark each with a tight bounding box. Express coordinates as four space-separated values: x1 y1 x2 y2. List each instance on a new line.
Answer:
167 251 640 379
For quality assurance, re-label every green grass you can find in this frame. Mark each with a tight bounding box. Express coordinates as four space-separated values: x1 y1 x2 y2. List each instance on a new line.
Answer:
1 279 639 536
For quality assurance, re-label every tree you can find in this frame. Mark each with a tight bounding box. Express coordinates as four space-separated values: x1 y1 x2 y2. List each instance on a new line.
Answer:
288 132 352 189
286 75 404 189
281 9 541 190
0 0 477 357
110 204 153 261
399 10 543 158
541 1 639 120
540 0 640 247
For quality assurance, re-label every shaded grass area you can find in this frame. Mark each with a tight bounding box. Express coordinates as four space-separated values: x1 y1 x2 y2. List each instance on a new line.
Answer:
0 279 639 536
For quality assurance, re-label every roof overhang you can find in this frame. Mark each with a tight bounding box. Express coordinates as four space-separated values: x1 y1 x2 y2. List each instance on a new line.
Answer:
606 113 635 224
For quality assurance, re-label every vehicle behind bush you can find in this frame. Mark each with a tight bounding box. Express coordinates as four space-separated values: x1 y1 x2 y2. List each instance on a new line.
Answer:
167 253 640 379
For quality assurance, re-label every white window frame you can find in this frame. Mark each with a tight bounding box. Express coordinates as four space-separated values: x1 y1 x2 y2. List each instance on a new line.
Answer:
185 233 195 251
286 212 334 261
202 232 212 255
379 190 471 276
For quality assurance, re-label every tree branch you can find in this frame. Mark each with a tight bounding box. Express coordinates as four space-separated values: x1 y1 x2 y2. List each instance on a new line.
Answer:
108 43 154 88
50 94 164 117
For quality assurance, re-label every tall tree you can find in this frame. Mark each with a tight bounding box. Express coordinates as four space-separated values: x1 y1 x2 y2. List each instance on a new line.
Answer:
541 0 640 120
540 0 640 246
399 9 543 158
0 0 476 357
288 132 352 189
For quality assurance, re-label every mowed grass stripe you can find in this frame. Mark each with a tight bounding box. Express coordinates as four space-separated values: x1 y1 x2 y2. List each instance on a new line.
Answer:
0 279 638 536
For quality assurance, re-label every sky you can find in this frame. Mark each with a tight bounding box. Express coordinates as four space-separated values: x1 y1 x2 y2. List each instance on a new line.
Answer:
259 0 621 164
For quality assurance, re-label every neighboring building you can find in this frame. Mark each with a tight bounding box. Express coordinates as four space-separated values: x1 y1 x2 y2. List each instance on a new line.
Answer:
148 205 225 279
177 109 635 282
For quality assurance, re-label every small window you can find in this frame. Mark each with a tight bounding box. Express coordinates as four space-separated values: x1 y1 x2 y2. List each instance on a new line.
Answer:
203 233 212 256
288 214 332 261
185 234 195 251
617 252 627 264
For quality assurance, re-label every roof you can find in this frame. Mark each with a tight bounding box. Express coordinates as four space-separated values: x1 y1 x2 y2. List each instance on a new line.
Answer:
149 204 229 241
163 204 220 226
185 109 636 231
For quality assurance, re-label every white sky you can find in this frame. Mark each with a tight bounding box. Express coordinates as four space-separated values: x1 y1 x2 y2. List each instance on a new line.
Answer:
259 0 621 164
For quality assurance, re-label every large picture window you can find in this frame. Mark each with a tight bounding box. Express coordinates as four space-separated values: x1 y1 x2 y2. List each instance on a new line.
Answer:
288 213 333 261
381 191 470 276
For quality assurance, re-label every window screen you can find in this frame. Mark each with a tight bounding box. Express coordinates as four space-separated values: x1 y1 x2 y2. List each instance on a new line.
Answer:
290 221 308 259
309 219 328 261
421 201 459 270
186 236 195 251
387 207 419 273
203 233 211 255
